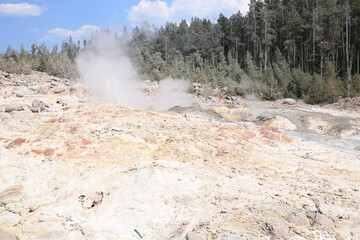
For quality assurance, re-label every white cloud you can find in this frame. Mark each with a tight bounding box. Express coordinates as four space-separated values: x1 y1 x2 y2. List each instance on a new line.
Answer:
127 0 249 26
0 3 45 17
43 25 100 41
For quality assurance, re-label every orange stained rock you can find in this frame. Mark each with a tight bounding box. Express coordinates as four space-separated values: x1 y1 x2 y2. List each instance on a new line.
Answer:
6 138 26 149
43 148 55 156
81 139 93 145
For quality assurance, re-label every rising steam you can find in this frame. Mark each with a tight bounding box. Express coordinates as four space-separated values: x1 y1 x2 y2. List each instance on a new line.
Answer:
76 32 193 111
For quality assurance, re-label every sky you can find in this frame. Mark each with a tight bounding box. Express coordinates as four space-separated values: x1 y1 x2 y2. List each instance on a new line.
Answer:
0 0 250 52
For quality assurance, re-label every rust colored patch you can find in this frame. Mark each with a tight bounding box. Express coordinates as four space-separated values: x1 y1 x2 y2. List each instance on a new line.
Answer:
6 138 26 149
261 131 277 141
143 137 157 144
282 134 292 143
57 153 63 157
81 139 93 145
32 138 41 143
46 118 58 123
31 149 43 155
243 131 257 140
43 149 55 156
70 126 78 133
165 138 175 144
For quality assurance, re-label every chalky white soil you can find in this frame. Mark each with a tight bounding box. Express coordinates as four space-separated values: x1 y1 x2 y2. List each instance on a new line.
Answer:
1 71 360 240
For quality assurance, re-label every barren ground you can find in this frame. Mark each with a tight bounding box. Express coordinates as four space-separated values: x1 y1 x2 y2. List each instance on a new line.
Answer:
1 71 360 240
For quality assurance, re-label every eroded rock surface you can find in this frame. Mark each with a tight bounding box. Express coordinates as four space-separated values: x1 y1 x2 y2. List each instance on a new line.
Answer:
1 71 360 239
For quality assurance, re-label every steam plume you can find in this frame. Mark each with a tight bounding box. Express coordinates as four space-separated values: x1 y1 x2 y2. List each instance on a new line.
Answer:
76 32 193 110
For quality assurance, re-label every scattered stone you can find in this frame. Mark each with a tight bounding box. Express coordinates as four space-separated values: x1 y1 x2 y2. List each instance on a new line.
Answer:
39 85 49 94
13 90 23 97
0 229 18 240
70 84 84 94
185 231 207 240
79 192 103 209
31 99 50 112
56 98 68 106
283 98 296 105
91 192 103 205
51 77 61 82
28 86 40 93
4 104 24 113
265 220 289 239
53 86 66 94
288 212 310 228
312 214 334 228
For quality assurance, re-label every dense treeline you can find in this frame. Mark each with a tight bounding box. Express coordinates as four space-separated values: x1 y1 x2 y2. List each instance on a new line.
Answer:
1 0 360 103
129 0 360 102
0 37 79 79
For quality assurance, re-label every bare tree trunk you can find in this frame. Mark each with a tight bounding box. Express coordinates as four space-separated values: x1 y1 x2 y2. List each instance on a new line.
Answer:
358 50 360 74
212 52 215 68
345 0 351 94
312 1 317 74
293 38 296 68
320 47 323 78
236 38 239 64
264 6 268 71
251 3 257 64
259 40 263 72
301 42 304 71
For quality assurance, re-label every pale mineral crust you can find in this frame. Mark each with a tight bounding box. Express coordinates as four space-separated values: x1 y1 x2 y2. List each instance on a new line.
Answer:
1 71 360 240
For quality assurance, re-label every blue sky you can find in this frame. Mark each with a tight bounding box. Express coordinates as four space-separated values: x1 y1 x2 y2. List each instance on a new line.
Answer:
0 0 250 52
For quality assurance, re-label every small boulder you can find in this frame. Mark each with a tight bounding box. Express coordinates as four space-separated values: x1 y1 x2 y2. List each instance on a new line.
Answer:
28 86 40 93
79 192 103 209
31 99 50 112
53 86 66 94
265 220 289 239
4 104 24 113
70 84 84 94
313 214 334 228
39 85 49 94
288 212 310 228
13 91 23 97
283 98 296 105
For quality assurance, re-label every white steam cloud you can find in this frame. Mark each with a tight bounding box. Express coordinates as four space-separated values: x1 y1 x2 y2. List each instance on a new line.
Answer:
76 33 193 111
153 78 193 111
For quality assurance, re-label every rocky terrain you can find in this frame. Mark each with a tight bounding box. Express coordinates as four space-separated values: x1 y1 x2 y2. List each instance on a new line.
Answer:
1 71 360 240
